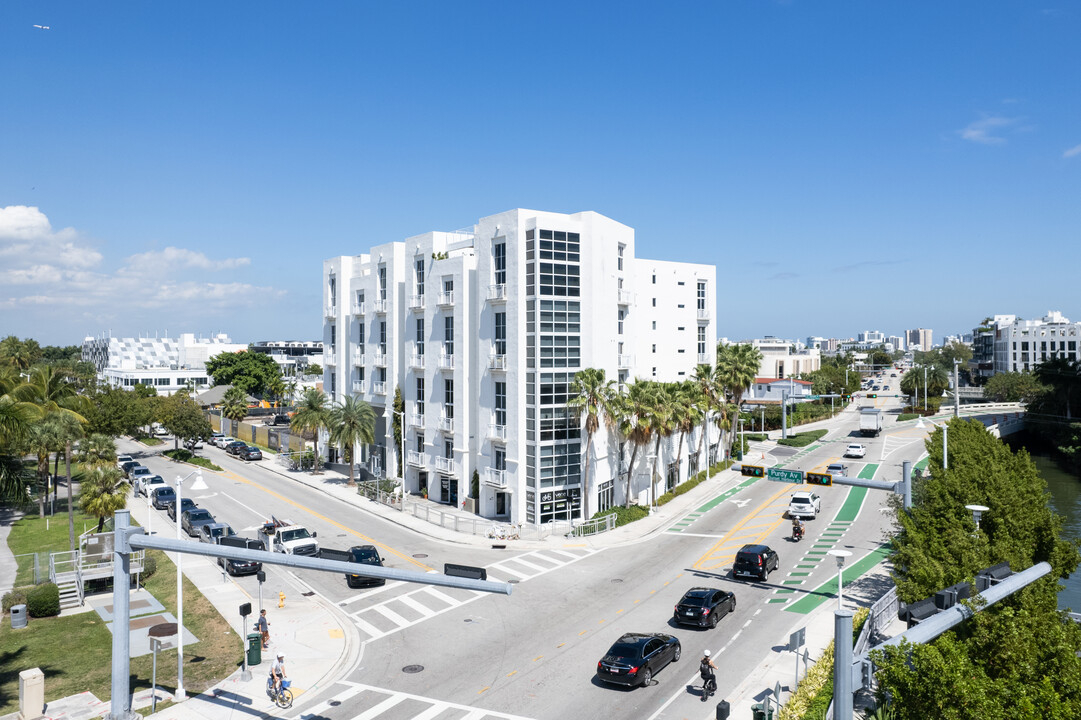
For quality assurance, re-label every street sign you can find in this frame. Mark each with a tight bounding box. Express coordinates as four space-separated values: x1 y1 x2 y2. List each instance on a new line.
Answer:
767 468 804 484
789 627 806 650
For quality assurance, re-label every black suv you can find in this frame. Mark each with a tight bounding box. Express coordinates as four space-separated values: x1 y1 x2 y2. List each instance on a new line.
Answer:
225 441 248 455
346 545 386 588
596 632 681 688
217 536 265 576
673 587 737 628
732 544 779 581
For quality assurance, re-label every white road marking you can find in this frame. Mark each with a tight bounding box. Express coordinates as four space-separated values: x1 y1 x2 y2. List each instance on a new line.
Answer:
352 695 407 720
371 604 410 626
397 594 433 616
326 682 533 720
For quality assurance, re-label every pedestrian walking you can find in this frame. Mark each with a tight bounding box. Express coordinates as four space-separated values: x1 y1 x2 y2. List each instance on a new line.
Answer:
257 608 270 648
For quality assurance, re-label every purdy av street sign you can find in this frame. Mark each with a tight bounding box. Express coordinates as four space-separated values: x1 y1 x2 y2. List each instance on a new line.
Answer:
768 468 804 484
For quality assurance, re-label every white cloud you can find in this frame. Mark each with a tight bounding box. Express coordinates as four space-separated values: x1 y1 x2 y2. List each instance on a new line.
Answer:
0 205 102 268
120 247 251 274
959 115 1020 145
1064 143 1081 158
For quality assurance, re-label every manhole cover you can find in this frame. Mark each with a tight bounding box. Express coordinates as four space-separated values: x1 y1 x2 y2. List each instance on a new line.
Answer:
329 701 341 707
337 534 347 538
301 591 315 597
412 553 428 559
464 618 474 623
402 665 424 674
611 578 624 584
508 579 520 584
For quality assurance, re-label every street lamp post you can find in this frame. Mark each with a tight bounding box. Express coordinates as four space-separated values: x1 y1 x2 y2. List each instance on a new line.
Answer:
966 504 989 531
173 470 207 700
923 366 927 411
943 422 949 470
828 549 852 610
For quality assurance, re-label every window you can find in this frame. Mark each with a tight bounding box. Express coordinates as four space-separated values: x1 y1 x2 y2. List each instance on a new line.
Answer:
697 281 706 310
444 316 454 356
444 439 453 459
698 327 706 355
378 266 387 300
444 278 453 294
652 344 657 353
652 367 657 377
495 381 507 427
357 290 365 306
598 480 614 513
328 276 336 306
416 377 425 415
618 310 624 335
358 321 365 354
495 312 507 355
494 242 507 285
416 318 424 355
416 433 424 452
617 244 625 271
652 274 656 284
330 372 335 394
495 448 506 471
677 303 684 308
652 321 656 330
652 298 656 307
415 257 425 295
329 324 336 350
444 378 454 418
379 321 387 354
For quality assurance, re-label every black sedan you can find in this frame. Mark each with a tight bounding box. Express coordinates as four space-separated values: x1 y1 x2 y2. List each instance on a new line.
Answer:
225 441 248 455
241 446 262 461
151 487 176 510
596 633 681 688
181 508 216 537
120 460 141 478
346 545 386 588
167 497 197 521
673 587 737 628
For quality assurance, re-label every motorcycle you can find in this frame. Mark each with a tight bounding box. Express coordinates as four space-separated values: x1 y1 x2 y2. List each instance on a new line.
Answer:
792 523 804 542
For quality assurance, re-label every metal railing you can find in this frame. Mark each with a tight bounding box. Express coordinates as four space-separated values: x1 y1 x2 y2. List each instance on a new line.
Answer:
356 480 403 510
617 354 634 368
487 284 507 302
439 415 454 433
352 350 365 366
483 468 507 488
568 514 617 537
351 302 365 315
434 456 454 473
352 381 366 394
373 351 387 366
488 423 507 441
697 308 710 320
617 289 633 304
489 354 507 371
373 381 387 395
437 291 454 306
14 552 47 585
407 450 426 467
409 411 424 427
439 354 455 370
410 294 425 310
373 299 388 313
410 352 425 368
324 305 336 318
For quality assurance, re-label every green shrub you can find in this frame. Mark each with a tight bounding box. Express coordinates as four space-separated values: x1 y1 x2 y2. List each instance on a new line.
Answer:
140 553 158 581
26 582 60 617
591 504 650 527
2 587 30 613
776 429 828 447
897 413 919 422
163 449 223 472
744 433 768 442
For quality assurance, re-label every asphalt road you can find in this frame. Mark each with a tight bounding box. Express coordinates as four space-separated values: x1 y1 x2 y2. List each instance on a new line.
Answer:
120 369 942 720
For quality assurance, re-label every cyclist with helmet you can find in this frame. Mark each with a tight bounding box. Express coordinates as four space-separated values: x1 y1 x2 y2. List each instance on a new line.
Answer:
700 649 717 699
269 651 287 695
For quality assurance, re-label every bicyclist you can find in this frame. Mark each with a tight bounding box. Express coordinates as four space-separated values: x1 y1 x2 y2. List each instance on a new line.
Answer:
700 649 717 697
269 651 287 694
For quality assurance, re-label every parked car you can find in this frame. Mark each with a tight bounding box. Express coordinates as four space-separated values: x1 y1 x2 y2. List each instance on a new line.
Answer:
182 508 216 537
151 486 177 510
596 633 681 688
116 454 133 469
209 432 225 445
673 587 736 628
199 522 235 544
826 462 848 477
844 444 866 458
787 491 821 519
267 414 290 426
241 446 262 461
732 544 779 581
216 435 236 449
167 497 197 521
131 466 153 484
136 475 165 497
121 461 141 478
225 441 248 455
217 536 265 576
184 438 204 450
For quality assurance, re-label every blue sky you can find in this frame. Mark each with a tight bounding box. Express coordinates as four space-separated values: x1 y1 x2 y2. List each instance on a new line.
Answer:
2 1 1079 347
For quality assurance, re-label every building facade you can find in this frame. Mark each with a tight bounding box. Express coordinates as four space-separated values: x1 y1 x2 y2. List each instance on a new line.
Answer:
82 333 245 395
749 338 821 378
322 209 717 525
905 328 933 352
992 311 1081 374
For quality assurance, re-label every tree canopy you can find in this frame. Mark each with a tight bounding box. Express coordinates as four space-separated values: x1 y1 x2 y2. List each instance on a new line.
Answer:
984 371 1046 404
205 350 282 396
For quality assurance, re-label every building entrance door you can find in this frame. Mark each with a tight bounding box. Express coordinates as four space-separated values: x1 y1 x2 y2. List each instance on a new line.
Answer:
496 492 508 516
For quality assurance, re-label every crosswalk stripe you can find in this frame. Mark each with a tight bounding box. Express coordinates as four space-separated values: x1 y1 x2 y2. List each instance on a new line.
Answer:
327 682 534 720
408 703 451 720
299 683 364 717
351 695 408 720
420 587 460 607
397 594 433 616
372 604 410 626
506 557 548 572
349 615 386 639
548 549 583 561
489 563 530 579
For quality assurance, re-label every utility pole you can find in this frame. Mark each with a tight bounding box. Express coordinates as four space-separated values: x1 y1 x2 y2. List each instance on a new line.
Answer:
781 389 789 440
953 358 961 418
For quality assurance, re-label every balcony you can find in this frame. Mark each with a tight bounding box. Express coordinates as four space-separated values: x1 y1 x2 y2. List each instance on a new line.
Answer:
409 411 424 427
325 353 337 366
439 353 454 371
410 294 425 311
489 353 507 371
617 354 634 369
407 450 426 467
324 305 337 319
373 351 387 367
373 299 388 314
373 381 386 395
439 414 454 433
352 349 364 366
698 353 711 365
487 284 507 303
410 352 425 369
434 456 454 474
351 302 365 316
617 289 633 305
488 423 507 442
697 308 710 322
483 468 507 489
352 381 366 394
437 291 454 307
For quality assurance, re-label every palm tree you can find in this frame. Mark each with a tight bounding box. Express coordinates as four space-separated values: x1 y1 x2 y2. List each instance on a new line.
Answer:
77 433 117 469
692 364 720 474
266 376 288 409
672 381 703 485
567 368 616 522
25 419 63 518
291 387 331 474
221 386 250 424
327 396 376 486
615 380 655 508
716 343 762 456
13 366 87 419
80 465 129 532
50 412 85 551
647 383 676 507
0 395 37 504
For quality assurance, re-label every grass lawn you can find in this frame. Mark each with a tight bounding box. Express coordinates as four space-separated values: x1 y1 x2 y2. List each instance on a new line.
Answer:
162 449 223 473
139 437 164 447
8 496 103 587
0 547 241 713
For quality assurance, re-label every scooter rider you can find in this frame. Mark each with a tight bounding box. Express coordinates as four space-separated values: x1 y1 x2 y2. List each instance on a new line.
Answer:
700 649 718 698
792 516 804 539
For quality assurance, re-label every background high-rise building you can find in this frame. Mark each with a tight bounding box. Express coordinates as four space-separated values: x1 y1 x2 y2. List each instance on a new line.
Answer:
905 328 933 352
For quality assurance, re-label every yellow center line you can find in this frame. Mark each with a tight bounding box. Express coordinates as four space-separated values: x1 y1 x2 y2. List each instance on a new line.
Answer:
219 468 432 570
693 483 795 571
506 670 518 677
478 686 490 695
556 642 565 648
534 655 544 661
578 630 588 636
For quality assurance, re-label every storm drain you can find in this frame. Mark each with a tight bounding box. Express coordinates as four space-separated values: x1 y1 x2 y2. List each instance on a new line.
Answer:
402 665 424 674
413 553 429 559
611 578 624 584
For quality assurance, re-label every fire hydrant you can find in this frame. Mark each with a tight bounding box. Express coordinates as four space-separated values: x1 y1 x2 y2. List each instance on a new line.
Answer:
278 590 286 608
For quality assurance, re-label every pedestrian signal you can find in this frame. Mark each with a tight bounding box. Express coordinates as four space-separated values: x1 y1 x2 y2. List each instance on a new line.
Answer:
740 464 765 478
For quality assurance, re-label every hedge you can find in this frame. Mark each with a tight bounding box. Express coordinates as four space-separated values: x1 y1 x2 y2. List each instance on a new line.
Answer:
26 582 60 618
657 460 734 506
141 554 158 581
897 413 919 422
777 607 869 720
776 429 828 448
744 433 768 442
591 504 650 527
163 449 223 472
2 586 31 613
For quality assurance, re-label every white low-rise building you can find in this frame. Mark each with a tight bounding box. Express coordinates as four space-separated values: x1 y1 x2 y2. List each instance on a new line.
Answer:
749 337 820 378
82 332 246 395
993 311 1081 373
323 209 717 525
745 377 815 404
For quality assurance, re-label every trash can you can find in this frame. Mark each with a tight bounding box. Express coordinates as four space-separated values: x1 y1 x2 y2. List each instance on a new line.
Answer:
751 703 773 720
736 450 743 461
11 604 27 629
247 633 262 666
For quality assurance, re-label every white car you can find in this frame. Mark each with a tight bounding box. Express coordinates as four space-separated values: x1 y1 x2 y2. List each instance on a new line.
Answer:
213 436 235 449
844 444 867 458
788 491 822 519
116 454 133 469
137 476 166 497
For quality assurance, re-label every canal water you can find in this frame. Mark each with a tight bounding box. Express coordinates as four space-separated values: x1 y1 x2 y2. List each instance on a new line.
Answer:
1006 435 1081 612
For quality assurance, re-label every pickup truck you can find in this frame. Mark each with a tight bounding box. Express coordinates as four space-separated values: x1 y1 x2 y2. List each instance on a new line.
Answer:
859 407 883 437
321 545 387 588
262 517 319 556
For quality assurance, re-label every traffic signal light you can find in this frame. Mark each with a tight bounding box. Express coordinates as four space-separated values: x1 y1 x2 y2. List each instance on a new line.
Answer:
740 464 765 478
842 394 851 400
868 393 877 398
806 472 832 486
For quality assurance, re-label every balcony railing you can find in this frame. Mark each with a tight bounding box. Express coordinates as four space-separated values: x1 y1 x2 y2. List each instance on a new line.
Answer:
324 305 336 319
437 291 454 307
617 289 633 305
352 350 364 366
483 468 507 489
410 352 425 368
373 299 388 314
407 450 426 467
351 302 365 316
439 354 454 370
439 415 454 433
352 381 366 394
373 381 386 395
409 411 424 427
617 354 634 368
434 456 454 474
487 284 507 302
410 294 425 310
697 308 710 321
325 354 337 366
488 423 507 441
489 353 507 371
373 351 387 366
698 353 711 365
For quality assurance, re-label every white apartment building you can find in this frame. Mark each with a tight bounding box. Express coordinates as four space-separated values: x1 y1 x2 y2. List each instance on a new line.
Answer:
749 337 821 378
858 330 885 343
82 332 245 395
745 377 815 404
993 311 1081 373
887 335 906 352
322 209 717 525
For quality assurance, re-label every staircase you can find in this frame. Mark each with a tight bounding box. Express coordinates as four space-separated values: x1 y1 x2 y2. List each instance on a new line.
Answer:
57 580 81 611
